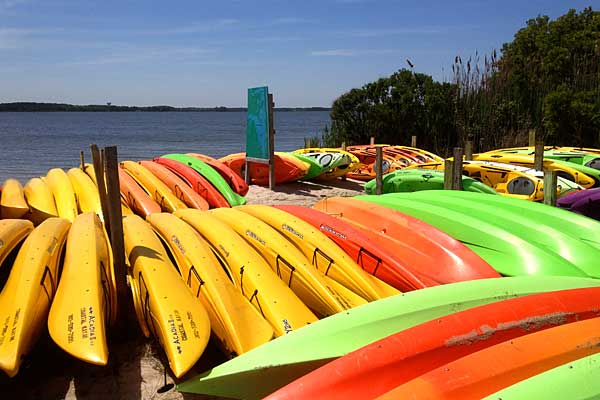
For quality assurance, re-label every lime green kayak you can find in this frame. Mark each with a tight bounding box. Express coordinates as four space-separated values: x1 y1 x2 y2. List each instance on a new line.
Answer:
364 169 498 195
364 191 600 278
552 158 600 186
483 352 600 400
162 153 246 206
288 153 326 180
176 276 600 399
355 193 591 277
493 148 600 171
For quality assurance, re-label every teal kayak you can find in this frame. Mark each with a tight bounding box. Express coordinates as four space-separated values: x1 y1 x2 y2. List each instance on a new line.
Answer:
176 276 600 399
354 193 590 277
368 191 600 278
162 153 246 206
364 169 498 195
483 352 600 400
288 153 326 180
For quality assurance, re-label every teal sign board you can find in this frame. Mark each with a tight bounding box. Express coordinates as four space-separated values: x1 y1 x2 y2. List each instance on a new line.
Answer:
246 86 270 161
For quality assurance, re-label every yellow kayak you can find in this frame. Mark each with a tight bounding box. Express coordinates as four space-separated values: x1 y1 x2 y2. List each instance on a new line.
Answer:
120 161 187 213
147 213 273 356
238 205 399 301
44 168 78 221
23 177 58 225
0 218 71 377
209 208 367 317
473 153 596 188
122 214 211 378
47 213 116 365
0 179 28 219
0 219 33 266
67 168 103 220
174 209 318 336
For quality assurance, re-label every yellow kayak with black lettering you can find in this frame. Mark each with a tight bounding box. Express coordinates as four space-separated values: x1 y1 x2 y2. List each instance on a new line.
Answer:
0 219 34 267
174 209 318 336
239 205 399 301
45 168 78 221
47 213 116 365
122 214 211 378
120 161 187 213
67 168 103 220
147 213 273 356
210 208 367 317
23 177 58 225
0 218 71 377
0 179 28 219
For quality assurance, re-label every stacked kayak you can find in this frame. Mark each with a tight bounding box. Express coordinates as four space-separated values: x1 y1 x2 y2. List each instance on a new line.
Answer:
292 148 361 180
219 152 310 185
558 187 600 221
364 168 498 195
326 192 600 277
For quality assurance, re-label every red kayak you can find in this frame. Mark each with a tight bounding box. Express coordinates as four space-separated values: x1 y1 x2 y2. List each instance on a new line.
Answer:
118 167 161 217
313 197 499 284
219 152 307 185
187 153 249 196
153 157 230 208
276 205 435 290
267 286 600 400
139 160 209 210
376 315 600 400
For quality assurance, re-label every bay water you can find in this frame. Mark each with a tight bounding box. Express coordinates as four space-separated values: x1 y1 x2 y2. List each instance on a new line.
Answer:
0 111 330 183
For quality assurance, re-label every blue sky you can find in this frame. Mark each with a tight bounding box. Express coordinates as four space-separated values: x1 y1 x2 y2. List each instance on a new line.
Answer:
0 0 594 107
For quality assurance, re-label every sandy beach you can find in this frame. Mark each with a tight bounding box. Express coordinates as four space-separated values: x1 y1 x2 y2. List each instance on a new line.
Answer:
1 178 365 400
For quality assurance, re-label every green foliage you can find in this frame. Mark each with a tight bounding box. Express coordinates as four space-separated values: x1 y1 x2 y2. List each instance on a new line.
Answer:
325 7 600 154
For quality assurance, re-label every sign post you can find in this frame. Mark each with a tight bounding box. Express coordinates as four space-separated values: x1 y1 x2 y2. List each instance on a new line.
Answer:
246 86 275 189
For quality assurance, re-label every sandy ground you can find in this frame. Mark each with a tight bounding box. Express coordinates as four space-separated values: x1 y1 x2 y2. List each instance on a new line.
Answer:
0 178 365 400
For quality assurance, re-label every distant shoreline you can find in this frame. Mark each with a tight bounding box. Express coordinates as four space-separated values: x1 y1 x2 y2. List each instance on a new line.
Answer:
0 102 331 112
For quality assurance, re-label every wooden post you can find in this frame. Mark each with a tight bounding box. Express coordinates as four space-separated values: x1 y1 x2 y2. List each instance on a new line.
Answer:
528 129 536 147
90 145 111 234
103 146 128 334
464 140 473 161
443 159 454 190
534 140 544 171
370 136 375 145
543 169 558 206
375 146 383 195
341 141 346 151
80 151 85 169
452 147 463 190
411 135 417 148
268 93 275 190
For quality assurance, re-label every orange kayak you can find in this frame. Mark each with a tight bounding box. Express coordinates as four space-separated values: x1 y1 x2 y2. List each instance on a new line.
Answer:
266 286 600 400
153 157 230 208
376 316 600 400
118 168 161 217
219 152 308 185
314 197 499 284
188 153 249 196
139 160 209 210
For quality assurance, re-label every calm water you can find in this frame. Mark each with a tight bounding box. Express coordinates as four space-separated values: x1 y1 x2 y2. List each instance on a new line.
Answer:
0 111 330 183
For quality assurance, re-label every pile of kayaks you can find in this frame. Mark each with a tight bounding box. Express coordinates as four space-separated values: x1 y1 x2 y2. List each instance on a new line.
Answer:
2 144 600 398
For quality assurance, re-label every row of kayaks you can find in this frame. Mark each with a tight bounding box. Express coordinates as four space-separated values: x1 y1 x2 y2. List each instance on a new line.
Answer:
0 153 250 224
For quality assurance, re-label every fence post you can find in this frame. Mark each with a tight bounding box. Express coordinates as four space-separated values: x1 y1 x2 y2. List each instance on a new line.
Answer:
411 135 417 147
528 129 536 147
534 139 544 171
543 169 558 206
370 136 375 145
452 147 463 190
465 135 473 161
375 147 383 195
444 159 454 190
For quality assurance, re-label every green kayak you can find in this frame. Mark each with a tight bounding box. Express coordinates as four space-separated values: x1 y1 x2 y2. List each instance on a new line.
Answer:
162 153 246 206
416 190 600 251
355 193 591 277
364 169 498 195
176 276 600 399
366 191 600 278
483 352 600 400
494 148 600 171
552 158 600 186
288 153 326 180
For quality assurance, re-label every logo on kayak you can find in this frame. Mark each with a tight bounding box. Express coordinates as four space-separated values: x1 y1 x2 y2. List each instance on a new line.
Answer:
246 230 266 246
171 235 186 255
320 224 346 240
282 224 303 240
282 319 292 334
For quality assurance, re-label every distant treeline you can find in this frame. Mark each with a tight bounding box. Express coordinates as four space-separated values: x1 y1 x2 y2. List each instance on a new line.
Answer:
0 102 331 112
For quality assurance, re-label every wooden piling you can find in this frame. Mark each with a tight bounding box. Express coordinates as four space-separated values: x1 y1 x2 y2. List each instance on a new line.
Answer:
452 147 464 190
90 145 111 234
375 146 383 195
370 136 375 145
465 140 473 161
444 159 454 190
543 169 558 206
528 129 536 147
411 135 417 147
268 93 275 190
534 140 544 171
